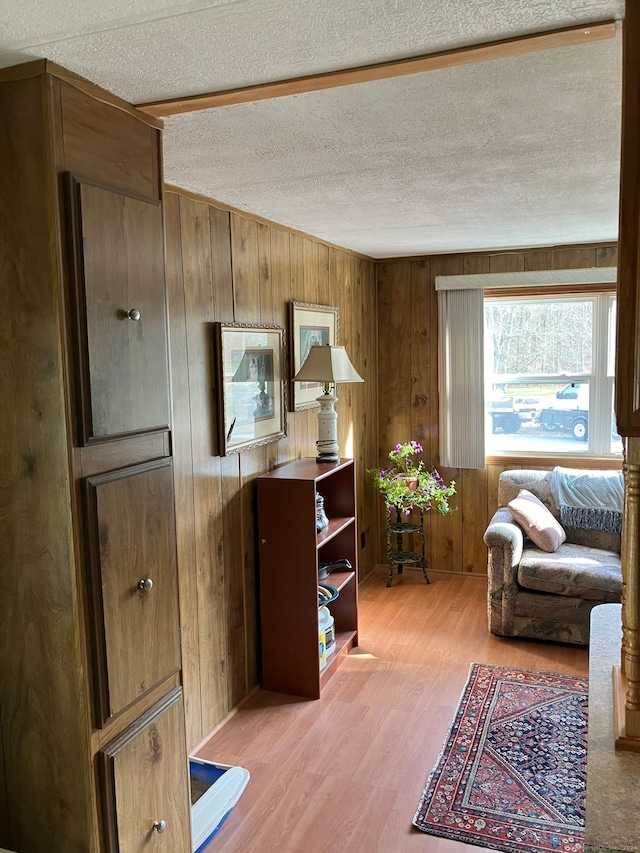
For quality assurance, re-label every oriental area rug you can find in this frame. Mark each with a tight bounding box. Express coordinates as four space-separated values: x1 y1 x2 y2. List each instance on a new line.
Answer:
413 663 588 853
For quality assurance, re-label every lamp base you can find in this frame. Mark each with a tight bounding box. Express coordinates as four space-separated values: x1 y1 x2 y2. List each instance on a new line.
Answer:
316 449 339 464
316 392 340 464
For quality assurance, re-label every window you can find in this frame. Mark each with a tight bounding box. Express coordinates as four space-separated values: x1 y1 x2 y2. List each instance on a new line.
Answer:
436 266 619 468
484 293 620 457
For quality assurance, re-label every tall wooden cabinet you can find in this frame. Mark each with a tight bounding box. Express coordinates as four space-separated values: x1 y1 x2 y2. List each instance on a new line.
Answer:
257 458 359 699
613 3 640 747
0 61 190 851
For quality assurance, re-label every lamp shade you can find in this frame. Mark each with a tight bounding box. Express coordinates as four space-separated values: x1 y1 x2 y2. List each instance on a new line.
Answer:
293 345 364 384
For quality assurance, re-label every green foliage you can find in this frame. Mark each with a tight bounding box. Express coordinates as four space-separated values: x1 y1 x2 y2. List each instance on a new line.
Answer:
367 441 456 516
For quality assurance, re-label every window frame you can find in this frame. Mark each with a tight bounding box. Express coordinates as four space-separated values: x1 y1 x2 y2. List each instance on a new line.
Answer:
435 267 619 469
483 289 619 461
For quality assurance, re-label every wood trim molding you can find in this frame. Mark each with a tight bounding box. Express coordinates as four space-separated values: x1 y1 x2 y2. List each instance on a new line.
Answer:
0 58 48 83
138 21 617 117
0 59 164 129
380 242 618 264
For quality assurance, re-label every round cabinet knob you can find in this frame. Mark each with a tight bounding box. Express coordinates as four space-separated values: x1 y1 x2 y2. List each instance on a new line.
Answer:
123 308 141 321
137 578 153 592
153 820 167 834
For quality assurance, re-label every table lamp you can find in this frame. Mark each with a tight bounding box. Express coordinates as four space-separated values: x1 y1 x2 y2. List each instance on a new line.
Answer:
293 345 364 462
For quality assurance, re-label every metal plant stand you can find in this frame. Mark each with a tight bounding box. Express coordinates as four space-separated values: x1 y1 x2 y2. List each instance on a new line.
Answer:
386 506 429 587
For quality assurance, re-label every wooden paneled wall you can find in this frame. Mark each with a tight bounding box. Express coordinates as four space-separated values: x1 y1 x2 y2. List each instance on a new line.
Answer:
376 242 618 576
164 189 378 749
165 187 618 749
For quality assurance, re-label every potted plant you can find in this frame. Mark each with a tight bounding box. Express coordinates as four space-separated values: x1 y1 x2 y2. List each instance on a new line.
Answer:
368 441 456 516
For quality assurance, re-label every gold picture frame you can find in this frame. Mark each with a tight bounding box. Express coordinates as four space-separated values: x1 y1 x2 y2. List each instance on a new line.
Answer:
289 302 339 411
213 322 287 455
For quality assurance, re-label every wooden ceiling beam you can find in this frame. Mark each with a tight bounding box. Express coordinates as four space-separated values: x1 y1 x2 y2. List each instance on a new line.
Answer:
137 20 617 118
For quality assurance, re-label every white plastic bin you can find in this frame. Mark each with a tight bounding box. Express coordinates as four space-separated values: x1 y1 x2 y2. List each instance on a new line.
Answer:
319 605 335 658
190 757 250 852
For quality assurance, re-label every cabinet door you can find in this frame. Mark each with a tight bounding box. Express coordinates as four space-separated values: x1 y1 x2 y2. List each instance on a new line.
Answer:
65 174 170 443
83 459 181 726
99 687 191 852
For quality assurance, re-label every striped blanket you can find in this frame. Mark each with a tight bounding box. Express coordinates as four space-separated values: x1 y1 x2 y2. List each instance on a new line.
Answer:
550 466 623 533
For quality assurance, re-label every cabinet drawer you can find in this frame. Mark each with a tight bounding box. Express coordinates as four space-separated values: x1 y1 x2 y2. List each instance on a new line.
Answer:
99 687 191 852
65 174 170 443
83 459 181 726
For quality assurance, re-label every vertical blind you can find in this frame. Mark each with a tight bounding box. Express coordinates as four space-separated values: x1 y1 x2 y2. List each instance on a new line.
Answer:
438 288 485 468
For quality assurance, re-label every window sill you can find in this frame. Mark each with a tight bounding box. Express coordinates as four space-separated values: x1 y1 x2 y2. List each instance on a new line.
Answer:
485 454 622 470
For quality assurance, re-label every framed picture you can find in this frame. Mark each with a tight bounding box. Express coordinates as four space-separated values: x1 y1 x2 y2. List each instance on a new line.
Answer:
289 302 339 411
213 322 287 455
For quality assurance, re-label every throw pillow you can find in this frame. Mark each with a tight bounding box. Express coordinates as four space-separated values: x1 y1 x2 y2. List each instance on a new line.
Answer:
508 489 566 552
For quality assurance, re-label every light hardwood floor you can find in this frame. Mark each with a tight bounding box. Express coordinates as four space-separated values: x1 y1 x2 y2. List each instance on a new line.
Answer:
197 567 589 853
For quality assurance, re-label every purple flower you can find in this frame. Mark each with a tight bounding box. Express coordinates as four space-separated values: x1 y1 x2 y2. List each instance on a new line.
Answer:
369 445 456 517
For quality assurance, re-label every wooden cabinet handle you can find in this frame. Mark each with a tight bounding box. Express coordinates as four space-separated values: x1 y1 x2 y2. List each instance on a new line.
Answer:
123 308 141 321
137 578 154 592
153 819 167 834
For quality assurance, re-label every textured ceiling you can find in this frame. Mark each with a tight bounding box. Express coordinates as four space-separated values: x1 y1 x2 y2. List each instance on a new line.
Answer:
0 0 626 258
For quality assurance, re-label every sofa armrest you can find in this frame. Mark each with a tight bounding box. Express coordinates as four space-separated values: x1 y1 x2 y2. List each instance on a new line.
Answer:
484 507 524 565
483 507 524 635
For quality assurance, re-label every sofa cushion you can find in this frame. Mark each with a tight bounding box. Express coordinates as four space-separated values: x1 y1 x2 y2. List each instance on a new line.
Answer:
508 489 566 552
497 469 622 554
562 525 622 554
499 470 557 513
517 543 622 602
